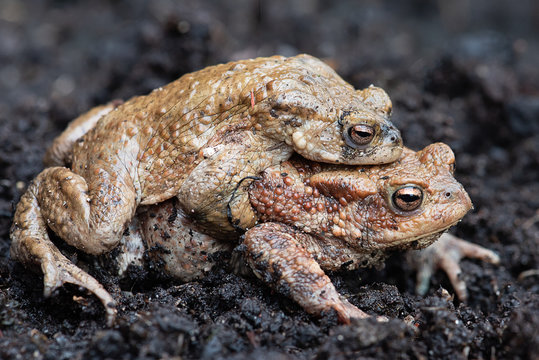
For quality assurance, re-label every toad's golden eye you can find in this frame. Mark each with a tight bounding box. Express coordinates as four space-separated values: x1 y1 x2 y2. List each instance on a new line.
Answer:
344 124 375 148
392 186 423 212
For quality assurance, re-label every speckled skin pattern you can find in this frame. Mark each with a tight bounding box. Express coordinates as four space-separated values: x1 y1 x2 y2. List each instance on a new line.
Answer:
11 137 499 324
41 54 402 238
11 54 403 324
111 143 483 324
11 54 404 247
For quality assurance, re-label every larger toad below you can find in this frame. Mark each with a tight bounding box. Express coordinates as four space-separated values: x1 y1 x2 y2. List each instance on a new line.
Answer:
15 143 498 324
141 143 498 323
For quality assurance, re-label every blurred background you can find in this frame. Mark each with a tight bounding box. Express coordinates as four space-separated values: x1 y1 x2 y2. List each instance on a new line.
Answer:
1 0 538 108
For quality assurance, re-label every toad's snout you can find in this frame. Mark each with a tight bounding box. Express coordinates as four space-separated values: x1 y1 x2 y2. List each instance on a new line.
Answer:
444 183 473 215
381 124 402 148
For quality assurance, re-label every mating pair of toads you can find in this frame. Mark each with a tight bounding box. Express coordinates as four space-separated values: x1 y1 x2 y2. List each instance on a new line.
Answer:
11 54 499 325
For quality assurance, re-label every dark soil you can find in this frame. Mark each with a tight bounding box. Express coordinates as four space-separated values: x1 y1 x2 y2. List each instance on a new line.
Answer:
1 1 538 359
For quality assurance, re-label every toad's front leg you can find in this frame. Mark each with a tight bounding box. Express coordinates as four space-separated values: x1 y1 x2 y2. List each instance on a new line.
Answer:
242 222 370 324
177 131 293 238
411 233 500 301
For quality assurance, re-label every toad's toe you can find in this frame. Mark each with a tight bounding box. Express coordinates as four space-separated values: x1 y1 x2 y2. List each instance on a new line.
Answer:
411 233 500 301
41 252 117 325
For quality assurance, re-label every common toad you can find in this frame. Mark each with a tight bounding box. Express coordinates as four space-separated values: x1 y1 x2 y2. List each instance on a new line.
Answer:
11 54 403 323
14 143 498 324
39 54 402 239
12 54 402 247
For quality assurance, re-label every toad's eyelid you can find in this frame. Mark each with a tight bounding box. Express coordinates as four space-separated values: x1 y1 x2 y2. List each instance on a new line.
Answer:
388 179 428 189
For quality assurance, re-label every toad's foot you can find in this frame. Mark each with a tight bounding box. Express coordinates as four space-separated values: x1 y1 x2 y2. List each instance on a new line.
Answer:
41 247 117 326
243 222 376 324
411 233 500 301
10 182 117 325
12 234 117 325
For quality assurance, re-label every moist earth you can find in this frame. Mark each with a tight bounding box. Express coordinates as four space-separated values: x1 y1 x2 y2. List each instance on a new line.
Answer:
0 1 538 359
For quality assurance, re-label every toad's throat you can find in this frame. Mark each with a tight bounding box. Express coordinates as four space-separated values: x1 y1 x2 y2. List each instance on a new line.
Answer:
381 220 462 251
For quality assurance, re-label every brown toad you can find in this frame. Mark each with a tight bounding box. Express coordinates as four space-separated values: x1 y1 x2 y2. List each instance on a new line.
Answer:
40 54 402 238
11 54 402 320
149 142 498 323
14 143 498 324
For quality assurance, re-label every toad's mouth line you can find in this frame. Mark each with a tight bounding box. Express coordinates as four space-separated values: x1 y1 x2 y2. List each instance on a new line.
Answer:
382 220 462 249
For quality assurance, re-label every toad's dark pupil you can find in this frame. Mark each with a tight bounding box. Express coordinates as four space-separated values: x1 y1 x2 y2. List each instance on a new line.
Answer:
348 125 374 145
392 186 423 211
399 194 420 202
354 130 372 138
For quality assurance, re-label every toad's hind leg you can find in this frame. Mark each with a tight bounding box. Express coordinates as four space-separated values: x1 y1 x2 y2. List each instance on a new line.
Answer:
10 186 117 325
242 222 371 324
11 162 136 323
20 165 137 255
43 101 121 167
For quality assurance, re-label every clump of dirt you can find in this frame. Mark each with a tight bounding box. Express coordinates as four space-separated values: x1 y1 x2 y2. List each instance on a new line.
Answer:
0 1 537 359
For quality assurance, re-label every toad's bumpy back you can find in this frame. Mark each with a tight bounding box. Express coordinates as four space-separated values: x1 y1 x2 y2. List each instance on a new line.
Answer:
10 54 403 325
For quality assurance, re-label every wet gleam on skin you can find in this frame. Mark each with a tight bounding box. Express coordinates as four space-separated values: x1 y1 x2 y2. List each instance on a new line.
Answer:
13 135 499 324
115 143 487 324
10 54 403 324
